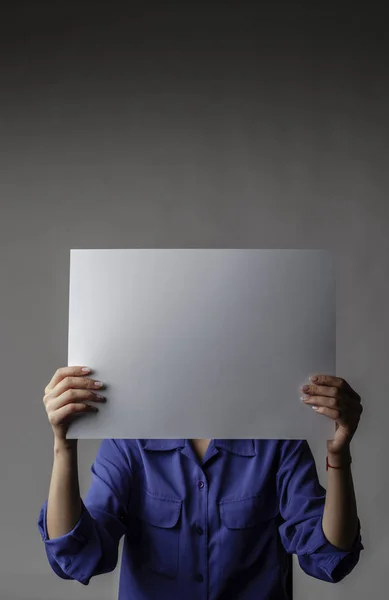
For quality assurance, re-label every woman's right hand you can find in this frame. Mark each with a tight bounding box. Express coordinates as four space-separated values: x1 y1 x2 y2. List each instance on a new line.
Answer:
43 366 106 443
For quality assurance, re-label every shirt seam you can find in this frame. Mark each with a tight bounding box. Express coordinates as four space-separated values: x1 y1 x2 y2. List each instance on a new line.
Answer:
112 439 134 477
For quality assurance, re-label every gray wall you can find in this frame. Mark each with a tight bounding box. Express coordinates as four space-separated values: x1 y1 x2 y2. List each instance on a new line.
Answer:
0 2 388 599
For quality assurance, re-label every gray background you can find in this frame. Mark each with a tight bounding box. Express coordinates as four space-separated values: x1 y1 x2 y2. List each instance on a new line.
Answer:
0 1 388 599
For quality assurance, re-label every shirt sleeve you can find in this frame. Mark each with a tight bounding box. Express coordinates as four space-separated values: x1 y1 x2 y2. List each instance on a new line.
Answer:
276 439 364 583
37 439 131 585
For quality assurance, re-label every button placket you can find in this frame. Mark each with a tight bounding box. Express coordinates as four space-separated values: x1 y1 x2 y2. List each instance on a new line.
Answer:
194 469 208 591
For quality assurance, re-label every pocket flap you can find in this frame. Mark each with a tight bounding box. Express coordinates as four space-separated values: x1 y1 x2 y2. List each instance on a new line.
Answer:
131 490 182 529
219 493 278 529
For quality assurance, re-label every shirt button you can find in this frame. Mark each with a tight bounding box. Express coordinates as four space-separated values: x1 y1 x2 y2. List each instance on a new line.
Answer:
195 573 204 583
197 480 205 489
196 525 204 535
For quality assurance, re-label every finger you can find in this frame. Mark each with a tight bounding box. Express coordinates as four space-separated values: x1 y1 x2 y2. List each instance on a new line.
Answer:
310 405 341 420
47 388 106 412
302 384 338 398
309 374 359 399
302 394 346 411
50 375 105 399
304 396 362 423
45 366 93 393
49 402 98 427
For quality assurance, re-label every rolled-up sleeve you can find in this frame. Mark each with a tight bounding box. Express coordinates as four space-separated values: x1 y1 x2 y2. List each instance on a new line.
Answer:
37 439 131 585
276 439 364 583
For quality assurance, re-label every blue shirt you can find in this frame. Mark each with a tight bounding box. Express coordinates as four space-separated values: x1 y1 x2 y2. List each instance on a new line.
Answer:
38 438 363 599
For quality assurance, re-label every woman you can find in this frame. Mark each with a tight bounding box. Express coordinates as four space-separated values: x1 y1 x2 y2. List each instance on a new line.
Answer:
38 365 364 599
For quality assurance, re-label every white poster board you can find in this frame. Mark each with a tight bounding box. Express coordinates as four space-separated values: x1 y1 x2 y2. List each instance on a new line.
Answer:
66 249 335 441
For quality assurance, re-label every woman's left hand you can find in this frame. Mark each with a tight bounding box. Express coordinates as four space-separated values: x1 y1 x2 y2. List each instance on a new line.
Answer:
301 374 363 455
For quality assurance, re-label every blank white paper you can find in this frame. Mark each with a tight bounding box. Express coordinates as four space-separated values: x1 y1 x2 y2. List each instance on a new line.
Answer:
66 249 335 441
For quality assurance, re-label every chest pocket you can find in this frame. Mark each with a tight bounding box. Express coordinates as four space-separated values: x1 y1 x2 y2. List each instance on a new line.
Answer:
218 493 280 575
129 489 182 578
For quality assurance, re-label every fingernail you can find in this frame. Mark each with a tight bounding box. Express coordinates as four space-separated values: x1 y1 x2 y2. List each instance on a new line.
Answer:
310 376 318 382
94 381 103 387
82 367 91 373
312 406 318 410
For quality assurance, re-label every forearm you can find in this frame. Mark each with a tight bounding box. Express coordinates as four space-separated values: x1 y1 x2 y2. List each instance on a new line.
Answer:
322 449 359 551
46 438 82 540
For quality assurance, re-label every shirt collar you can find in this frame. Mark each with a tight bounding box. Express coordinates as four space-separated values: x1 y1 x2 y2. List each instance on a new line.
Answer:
141 439 186 451
140 439 256 457
213 439 256 456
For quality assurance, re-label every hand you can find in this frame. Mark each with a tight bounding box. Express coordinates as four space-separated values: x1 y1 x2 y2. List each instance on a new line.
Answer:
43 366 106 443
301 374 363 455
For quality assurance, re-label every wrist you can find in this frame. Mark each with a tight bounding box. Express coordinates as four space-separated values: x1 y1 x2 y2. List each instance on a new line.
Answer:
54 437 78 455
327 449 352 468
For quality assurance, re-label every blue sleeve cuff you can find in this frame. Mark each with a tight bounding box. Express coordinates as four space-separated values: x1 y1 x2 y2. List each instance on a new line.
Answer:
37 498 95 581
307 514 364 554
305 515 364 582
